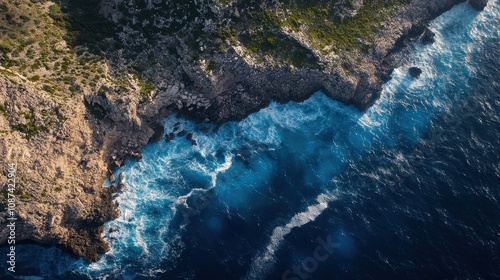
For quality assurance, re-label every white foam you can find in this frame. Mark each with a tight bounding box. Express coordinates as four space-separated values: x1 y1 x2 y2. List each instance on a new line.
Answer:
212 154 233 186
245 193 337 280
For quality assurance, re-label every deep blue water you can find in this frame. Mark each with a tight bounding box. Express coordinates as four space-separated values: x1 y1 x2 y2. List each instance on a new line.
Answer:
1 2 499 280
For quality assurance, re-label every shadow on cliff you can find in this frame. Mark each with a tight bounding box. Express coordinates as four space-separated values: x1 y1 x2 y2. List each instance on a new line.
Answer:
54 0 120 55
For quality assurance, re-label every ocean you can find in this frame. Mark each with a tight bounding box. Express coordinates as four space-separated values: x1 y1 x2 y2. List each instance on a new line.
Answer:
1 2 499 279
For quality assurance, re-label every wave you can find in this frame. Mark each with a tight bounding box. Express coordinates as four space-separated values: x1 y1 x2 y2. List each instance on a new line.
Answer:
244 193 337 280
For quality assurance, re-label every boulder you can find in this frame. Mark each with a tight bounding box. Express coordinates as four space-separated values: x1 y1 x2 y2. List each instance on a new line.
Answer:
147 121 165 143
409 67 422 78
468 0 488 10
421 28 435 44
408 22 427 38
165 132 175 142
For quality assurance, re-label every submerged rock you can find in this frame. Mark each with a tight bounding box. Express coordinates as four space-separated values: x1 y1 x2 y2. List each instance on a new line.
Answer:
409 67 423 78
165 132 175 142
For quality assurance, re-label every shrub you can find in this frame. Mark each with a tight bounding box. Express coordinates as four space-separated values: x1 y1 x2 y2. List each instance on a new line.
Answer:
29 75 41 82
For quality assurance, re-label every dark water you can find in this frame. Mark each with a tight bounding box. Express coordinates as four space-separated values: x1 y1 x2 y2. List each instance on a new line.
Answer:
0 2 499 280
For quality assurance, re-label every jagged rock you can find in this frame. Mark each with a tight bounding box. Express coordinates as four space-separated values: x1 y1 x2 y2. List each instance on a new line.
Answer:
177 130 187 137
147 121 164 143
165 132 175 142
409 67 423 78
118 182 125 192
186 133 193 140
468 0 488 10
421 28 436 44
127 151 142 159
408 22 427 38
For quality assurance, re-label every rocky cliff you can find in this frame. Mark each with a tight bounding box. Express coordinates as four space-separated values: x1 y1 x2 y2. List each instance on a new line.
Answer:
0 0 488 262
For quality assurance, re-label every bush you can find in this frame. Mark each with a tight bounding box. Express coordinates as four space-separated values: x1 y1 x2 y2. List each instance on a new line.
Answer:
48 4 67 28
29 75 40 82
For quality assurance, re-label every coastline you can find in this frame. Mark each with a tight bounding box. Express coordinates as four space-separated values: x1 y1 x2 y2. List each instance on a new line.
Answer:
0 0 488 264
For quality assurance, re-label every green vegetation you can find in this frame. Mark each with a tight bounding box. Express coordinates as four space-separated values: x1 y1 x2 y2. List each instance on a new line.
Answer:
138 79 155 100
281 0 407 53
206 60 217 72
212 27 238 45
57 0 117 53
0 103 9 117
20 192 31 199
48 4 66 29
237 8 319 68
54 186 62 192
29 74 40 82
11 110 50 140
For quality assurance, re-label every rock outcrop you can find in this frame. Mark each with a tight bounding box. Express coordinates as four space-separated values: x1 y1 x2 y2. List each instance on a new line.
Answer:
469 0 489 10
409 67 423 78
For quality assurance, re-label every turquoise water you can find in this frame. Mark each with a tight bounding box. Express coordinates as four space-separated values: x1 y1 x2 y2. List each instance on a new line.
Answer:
1 2 499 279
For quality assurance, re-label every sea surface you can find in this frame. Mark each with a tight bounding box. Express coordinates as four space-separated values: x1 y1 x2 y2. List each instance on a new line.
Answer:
1 2 499 279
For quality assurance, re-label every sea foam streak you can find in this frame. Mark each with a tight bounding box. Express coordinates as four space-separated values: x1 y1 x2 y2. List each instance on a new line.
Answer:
245 193 337 280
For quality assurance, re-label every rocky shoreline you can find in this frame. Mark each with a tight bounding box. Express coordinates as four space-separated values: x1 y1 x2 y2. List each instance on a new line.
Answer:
0 0 488 264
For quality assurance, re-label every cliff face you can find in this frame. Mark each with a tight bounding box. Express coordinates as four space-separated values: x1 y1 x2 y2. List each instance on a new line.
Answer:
97 0 466 122
0 0 486 262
